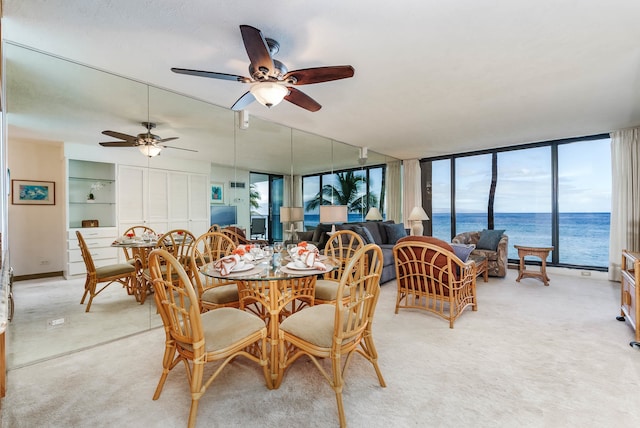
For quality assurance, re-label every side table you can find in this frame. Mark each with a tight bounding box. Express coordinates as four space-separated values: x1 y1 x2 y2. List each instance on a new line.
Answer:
514 245 554 286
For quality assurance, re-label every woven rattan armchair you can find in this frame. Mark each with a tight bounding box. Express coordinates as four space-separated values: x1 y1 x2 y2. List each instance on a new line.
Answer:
222 226 268 247
278 244 386 428
314 230 364 304
120 225 155 264
76 231 136 312
190 231 240 312
149 249 270 428
393 236 478 328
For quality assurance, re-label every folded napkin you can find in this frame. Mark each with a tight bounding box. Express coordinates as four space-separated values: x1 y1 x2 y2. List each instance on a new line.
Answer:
293 249 327 271
213 254 242 275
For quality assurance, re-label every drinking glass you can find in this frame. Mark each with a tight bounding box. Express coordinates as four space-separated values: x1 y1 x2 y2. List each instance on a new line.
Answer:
262 246 274 261
273 242 283 254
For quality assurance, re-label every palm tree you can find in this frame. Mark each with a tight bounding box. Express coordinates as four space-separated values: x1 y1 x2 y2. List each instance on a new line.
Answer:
249 184 261 211
305 171 379 213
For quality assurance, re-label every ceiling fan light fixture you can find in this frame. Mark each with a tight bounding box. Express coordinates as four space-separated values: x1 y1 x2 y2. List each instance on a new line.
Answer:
250 82 288 108
138 144 162 157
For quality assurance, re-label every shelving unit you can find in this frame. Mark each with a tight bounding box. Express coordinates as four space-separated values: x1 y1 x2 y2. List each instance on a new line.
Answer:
66 160 118 278
618 250 640 349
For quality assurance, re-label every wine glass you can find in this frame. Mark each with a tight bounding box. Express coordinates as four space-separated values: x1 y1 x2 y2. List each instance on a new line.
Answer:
273 241 283 255
262 245 273 261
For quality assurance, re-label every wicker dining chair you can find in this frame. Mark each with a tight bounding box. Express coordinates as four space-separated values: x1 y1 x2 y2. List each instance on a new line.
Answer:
76 231 136 312
393 236 478 328
120 225 155 264
278 243 386 428
148 249 270 428
190 231 240 312
314 229 364 304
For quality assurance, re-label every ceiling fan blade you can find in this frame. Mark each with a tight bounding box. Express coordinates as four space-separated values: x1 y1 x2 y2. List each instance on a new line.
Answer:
284 65 355 85
157 137 179 143
101 130 137 142
284 87 321 112
231 91 256 111
99 142 138 147
171 67 251 83
160 145 198 153
240 25 274 78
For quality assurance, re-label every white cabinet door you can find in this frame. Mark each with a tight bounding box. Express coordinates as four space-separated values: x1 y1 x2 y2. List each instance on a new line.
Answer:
189 174 209 236
118 166 145 225
149 169 169 223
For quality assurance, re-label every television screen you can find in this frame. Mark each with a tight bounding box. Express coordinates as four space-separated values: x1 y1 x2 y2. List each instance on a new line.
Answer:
210 204 237 226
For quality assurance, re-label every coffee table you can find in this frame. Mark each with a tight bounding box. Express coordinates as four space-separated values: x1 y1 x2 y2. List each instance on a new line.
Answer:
514 245 554 286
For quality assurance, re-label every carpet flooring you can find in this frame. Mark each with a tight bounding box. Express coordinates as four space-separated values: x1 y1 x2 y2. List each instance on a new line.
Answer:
2 269 640 427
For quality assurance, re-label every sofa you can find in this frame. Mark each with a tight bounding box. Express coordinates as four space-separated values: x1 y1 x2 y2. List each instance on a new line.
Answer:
293 220 408 284
451 230 508 277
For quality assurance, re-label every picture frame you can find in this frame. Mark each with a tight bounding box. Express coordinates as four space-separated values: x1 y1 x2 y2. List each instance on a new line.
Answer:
12 179 56 205
210 182 224 203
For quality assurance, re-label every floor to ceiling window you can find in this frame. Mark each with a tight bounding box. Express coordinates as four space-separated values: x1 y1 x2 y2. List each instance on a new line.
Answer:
423 134 611 269
301 164 386 229
250 172 284 242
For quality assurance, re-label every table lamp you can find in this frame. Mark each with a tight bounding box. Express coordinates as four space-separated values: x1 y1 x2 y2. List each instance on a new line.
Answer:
319 205 348 235
280 206 304 241
407 206 429 236
365 207 383 221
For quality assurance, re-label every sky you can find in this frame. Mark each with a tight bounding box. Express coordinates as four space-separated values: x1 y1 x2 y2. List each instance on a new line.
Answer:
432 137 611 213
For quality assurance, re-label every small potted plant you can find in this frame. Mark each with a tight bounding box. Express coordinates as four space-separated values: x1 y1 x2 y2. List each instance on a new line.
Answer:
87 182 104 202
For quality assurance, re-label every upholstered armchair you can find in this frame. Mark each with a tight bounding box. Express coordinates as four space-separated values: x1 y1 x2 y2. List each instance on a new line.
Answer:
452 230 508 277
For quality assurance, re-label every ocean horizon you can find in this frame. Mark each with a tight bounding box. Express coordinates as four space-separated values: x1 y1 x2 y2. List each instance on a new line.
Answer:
302 212 610 268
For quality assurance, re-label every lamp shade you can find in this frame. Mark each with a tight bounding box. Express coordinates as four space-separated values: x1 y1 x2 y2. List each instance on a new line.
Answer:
250 82 288 108
280 206 304 223
407 206 429 221
138 144 161 157
319 205 348 224
365 207 383 221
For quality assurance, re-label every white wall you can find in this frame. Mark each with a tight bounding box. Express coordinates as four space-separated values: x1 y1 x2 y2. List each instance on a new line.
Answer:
8 139 66 276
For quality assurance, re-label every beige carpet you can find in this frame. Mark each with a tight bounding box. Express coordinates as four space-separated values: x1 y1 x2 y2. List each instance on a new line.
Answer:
2 270 640 427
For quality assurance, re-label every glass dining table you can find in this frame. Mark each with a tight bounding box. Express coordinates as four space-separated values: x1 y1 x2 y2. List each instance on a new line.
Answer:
201 255 337 389
111 238 158 304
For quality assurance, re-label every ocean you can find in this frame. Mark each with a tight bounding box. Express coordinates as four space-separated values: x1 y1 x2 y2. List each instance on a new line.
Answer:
302 212 610 268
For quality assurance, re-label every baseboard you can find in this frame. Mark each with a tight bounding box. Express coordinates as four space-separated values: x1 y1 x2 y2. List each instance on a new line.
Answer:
14 271 64 281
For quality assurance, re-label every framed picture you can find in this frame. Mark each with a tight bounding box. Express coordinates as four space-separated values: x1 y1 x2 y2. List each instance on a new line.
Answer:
210 182 224 203
12 179 56 205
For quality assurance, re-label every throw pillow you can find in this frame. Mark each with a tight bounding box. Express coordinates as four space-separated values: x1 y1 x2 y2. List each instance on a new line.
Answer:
450 243 475 262
382 223 407 244
353 225 375 244
476 229 505 251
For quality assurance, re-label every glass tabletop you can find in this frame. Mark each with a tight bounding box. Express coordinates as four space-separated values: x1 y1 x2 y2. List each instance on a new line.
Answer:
201 257 337 281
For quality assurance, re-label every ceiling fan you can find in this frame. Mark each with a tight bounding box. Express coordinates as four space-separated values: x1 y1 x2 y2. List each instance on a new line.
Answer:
171 24 355 112
99 122 197 157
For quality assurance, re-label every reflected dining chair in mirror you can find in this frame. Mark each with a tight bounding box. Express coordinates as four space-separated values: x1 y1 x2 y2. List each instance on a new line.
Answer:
157 229 197 276
148 249 270 428
190 231 239 312
250 217 267 239
207 224 221 233
76 231 136 312
120 225 156 264
393 236 478 328
314 229 364 305
222 226 268 247
278 243 386 428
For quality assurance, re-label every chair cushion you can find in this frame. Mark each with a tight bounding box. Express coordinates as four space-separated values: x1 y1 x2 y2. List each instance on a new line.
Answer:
196 308 264 352
96 263 135 279
201 283 239 305
315 279 350 301
280 304 337 348
450 243 475 262
477 229 506 251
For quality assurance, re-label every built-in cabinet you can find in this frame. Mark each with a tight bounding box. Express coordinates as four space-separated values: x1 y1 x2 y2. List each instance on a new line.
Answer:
619 250 640 348
117 165 208 262
66 160 119 278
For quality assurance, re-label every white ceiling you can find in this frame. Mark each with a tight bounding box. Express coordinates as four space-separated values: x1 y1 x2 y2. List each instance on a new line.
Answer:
4 0 640 162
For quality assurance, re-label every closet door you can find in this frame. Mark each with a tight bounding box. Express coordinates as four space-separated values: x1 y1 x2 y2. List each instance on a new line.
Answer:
189 173 209 236
148 169 169 234
118 165 145 231
168 172 189 231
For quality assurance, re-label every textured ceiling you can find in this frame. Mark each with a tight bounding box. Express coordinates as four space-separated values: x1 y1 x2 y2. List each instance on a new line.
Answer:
4 0 640 163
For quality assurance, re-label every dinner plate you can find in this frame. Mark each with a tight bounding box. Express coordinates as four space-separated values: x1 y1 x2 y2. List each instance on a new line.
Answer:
286 262 316 271
231 263 254 272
